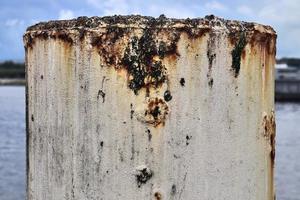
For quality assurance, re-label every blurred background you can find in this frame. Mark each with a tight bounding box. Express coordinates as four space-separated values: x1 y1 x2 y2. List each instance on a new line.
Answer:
0 0 299 199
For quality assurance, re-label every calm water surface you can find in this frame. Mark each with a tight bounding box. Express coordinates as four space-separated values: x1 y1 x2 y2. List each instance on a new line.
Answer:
0 86 299 199
275 103 300 200
0 87 25 200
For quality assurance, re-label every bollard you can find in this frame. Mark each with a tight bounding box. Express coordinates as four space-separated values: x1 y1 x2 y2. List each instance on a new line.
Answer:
24 15 276 200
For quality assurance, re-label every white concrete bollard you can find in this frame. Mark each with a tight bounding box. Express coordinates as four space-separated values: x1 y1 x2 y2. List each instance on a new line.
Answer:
24 15 276 200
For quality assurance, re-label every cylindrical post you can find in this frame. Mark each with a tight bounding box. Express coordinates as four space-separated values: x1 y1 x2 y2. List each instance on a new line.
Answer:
24 15 276 200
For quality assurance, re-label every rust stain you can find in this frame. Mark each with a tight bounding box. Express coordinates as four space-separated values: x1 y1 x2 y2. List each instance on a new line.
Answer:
24 30 74 49
262 111 276 167
145 98 169 127
154 192 162 200
135 98 169 127
250 30 277 55
262 111 276 200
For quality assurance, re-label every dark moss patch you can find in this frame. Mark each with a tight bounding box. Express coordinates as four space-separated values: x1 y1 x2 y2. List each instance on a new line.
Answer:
56 32 73 44
106 26 128 43
87 19 181 95
207 33 217 88
207 51 216 70
97 90 105 103
90 35 103 47
130 103 134 119
186 135 192 145
180 78 185 86
231 33 247 77
77 28 86 40
150 106 161 120
121 29 172 95
177 25 210 39
135 167 152 187
171 184 177 195
208 78 213 88
24 34 34 49
24 30 73 48
146 129 152 141
158 42 168 59
270 132 275 165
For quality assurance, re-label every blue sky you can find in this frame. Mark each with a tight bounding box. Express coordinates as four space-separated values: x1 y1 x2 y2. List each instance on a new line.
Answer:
0 0 299 61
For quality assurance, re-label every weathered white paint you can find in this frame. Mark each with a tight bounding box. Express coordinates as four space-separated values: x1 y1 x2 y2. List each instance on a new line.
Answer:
24 15 276 200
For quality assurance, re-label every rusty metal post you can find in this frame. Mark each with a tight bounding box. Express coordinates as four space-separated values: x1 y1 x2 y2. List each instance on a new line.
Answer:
24 15 276 200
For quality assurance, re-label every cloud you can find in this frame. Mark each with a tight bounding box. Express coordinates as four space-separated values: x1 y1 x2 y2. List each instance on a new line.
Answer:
58 9 75 20
147 4 197 18
86 0 198 18
1 0 300 60
87 0 131 15
5 19 24 27
255 0 300 57
205 1 228 12
237 5 253 16
258 0 300 24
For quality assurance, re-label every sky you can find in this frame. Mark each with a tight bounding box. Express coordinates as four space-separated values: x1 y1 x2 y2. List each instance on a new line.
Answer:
0 0 300 61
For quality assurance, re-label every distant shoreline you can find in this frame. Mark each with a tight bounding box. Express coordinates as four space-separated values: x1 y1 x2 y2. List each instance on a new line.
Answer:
0 79 25 86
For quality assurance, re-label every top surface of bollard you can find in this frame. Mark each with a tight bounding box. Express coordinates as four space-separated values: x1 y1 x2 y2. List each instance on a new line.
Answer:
23 15 276 60
25 15 275 32
24 14 276 37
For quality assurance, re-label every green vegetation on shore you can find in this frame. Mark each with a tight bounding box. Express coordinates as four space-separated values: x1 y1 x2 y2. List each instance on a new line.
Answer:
0 61 25 78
